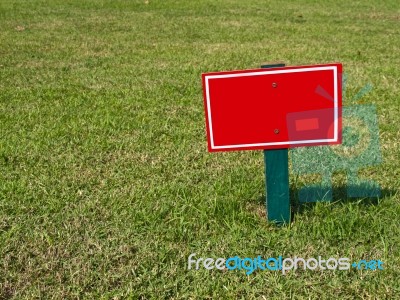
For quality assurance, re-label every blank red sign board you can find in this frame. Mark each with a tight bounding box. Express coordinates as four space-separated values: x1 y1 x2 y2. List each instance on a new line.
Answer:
202 63 342 152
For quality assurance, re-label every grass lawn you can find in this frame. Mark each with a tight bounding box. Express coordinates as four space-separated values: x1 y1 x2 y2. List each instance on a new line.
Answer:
0 0 399 298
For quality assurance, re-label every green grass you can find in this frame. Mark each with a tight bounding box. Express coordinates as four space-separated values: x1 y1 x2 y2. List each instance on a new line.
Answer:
0 0 399 298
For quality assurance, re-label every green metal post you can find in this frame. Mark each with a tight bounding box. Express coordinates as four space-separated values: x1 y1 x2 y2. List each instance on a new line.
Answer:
261 63 291 224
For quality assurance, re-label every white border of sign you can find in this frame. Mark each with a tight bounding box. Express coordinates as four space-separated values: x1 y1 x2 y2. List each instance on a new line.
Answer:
204 66 338 150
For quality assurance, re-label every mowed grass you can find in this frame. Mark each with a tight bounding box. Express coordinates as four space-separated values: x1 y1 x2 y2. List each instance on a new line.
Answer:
0 0 399 298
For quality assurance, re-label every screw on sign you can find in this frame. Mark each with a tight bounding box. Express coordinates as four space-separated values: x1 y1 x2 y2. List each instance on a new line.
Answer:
201 63 343 224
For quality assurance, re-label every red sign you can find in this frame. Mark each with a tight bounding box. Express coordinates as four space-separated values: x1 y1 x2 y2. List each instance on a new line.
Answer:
202 63 342 152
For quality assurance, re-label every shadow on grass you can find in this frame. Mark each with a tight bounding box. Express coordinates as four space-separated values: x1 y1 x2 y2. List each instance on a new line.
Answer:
252 186 397 223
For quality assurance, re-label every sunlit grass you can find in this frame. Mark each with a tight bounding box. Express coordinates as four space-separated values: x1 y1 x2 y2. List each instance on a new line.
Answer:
0 0 399 298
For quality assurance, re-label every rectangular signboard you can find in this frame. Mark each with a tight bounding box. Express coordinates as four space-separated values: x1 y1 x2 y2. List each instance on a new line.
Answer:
202 63 342 152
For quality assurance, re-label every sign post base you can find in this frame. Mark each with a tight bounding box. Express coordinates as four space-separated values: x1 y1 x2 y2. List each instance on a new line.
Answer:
263 148 290 224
